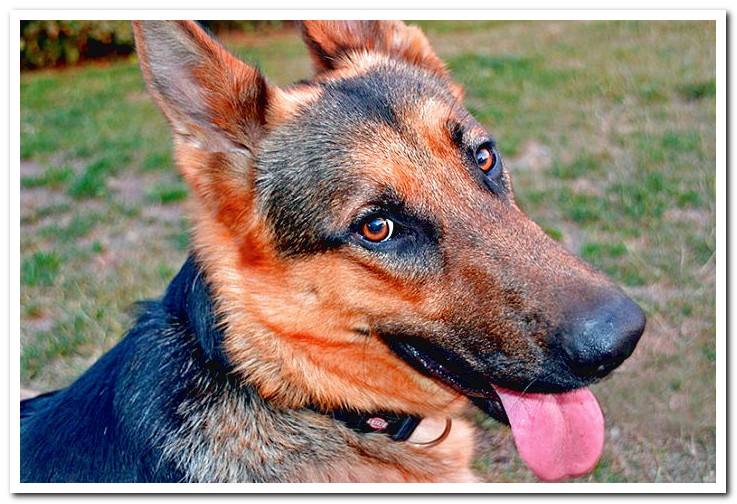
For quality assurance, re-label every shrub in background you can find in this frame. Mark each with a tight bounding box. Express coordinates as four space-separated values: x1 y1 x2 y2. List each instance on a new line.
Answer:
199 20 289 34
20 20 291 70
21 20 135 69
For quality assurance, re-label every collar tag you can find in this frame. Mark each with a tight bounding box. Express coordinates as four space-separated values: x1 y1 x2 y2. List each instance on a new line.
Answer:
307 405 422 442
366 417 389 431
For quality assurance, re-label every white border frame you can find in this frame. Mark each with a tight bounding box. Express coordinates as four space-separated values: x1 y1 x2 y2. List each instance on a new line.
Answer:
8 9 726 494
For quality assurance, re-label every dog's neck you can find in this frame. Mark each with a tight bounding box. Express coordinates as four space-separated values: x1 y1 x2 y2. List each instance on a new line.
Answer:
162 254 229 367
162 255 423 442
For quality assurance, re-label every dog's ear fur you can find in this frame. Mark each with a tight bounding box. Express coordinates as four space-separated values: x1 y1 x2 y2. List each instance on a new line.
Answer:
132 21 282 233
300 20 463 100
132 20 271 153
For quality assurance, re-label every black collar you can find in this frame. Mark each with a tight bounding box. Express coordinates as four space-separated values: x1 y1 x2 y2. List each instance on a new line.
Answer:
308 405 422 442
166 256 423 443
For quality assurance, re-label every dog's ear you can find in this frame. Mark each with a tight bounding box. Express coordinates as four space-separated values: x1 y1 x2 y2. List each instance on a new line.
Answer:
132 20 271 153
300 20 443 75
132 21 286 233
300 20 463 100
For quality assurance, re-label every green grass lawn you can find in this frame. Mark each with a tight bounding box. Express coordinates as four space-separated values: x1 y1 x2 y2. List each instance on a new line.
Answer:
19 20 716 483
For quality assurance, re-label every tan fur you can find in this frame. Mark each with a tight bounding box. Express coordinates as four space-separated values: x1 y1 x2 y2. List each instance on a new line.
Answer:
161 372 476 482
133 19 617 483
187 195 463 416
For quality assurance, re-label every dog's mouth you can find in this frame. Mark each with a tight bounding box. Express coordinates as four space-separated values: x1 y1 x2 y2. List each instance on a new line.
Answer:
388 337 509 422
385 335 605 482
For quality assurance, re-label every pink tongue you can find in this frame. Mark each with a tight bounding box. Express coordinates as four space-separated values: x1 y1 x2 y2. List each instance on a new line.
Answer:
493 386 605 481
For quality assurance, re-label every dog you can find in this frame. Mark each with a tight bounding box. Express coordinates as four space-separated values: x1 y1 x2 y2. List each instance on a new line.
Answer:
20 20 646 483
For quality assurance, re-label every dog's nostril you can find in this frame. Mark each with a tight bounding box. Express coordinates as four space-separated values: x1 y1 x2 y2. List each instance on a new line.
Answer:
561 294 646 378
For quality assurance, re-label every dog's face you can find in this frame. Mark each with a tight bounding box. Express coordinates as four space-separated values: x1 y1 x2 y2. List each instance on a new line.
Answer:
256 50 637 393
133 21 645 466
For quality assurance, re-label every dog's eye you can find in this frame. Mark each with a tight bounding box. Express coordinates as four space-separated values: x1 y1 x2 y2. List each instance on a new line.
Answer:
475 145 497 173
360 216 394 242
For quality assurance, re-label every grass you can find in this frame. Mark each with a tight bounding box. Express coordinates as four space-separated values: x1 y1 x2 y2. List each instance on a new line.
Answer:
21 165 74 189
19 20 716 483
21 251 62 287
147 180 189 204
677 79 716 101
550 154 605 180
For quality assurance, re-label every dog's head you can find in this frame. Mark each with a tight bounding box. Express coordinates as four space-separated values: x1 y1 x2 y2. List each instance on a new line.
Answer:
133 20 645 480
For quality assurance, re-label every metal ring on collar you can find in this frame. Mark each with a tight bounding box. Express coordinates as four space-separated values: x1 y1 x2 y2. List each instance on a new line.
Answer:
407 417 452 448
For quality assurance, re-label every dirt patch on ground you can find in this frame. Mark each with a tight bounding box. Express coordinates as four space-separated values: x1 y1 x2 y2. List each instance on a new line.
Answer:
570 177 605 197
20 388 40 400
21 160 45 177
20 161 68 223
507 140 553 174
20 187 70 226
108 172 149 204
664 207 712 227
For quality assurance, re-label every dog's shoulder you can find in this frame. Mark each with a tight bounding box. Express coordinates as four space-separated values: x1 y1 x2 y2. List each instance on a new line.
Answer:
19 257 222 483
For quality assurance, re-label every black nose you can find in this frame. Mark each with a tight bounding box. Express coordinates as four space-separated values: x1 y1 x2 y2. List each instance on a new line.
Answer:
561 294 646 378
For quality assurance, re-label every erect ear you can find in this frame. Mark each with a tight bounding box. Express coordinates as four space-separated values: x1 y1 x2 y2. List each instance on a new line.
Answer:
132 20 272 153
300 20 464 100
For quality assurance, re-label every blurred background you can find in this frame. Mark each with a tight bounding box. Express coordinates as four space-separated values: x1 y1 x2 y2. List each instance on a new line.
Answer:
19 20 716 483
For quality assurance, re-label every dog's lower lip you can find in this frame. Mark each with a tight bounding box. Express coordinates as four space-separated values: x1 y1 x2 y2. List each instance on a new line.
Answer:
392 340 485 396
389 338 509 424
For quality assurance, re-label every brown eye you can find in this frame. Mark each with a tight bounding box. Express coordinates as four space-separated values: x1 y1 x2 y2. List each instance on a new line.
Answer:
360 216 394 242
475 145 496 173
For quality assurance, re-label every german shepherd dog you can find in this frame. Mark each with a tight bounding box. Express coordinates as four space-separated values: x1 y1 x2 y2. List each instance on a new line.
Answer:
20 20 646 483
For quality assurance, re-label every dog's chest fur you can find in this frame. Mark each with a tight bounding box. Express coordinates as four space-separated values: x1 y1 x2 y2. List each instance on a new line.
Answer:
21 256 475 483
161 379 475 482
154 257 476 482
